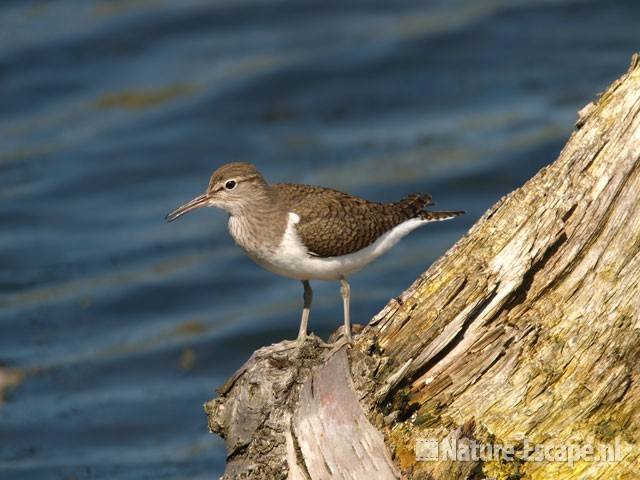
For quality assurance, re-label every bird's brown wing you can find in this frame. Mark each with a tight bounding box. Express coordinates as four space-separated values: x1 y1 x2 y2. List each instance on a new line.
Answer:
273 183 436 258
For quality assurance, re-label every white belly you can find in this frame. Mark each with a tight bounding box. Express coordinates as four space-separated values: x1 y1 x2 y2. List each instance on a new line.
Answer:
251 213 431 281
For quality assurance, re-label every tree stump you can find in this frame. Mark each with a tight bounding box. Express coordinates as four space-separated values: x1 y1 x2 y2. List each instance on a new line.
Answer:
206 54 640 479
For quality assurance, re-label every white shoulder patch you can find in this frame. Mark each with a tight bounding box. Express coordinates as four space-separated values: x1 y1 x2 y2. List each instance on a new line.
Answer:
289 212 301 224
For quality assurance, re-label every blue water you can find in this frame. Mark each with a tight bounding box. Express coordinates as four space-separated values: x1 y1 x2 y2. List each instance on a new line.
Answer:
1 1 639 478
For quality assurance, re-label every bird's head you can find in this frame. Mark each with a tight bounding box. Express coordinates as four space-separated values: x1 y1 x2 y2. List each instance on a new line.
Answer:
166 162 268 221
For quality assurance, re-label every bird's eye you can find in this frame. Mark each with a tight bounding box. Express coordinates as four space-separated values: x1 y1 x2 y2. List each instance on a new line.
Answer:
225 180 237 190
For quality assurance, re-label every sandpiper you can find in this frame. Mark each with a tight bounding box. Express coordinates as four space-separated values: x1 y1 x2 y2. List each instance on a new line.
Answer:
166 163 464 343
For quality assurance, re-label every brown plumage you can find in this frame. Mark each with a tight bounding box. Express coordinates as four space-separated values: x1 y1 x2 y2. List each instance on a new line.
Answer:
273 184 463 257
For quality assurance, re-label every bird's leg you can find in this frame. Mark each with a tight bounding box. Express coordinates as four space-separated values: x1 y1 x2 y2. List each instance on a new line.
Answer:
339 276 352 342
297 280 312 344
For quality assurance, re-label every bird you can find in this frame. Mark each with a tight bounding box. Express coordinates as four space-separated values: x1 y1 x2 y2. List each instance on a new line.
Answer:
166 162 464 344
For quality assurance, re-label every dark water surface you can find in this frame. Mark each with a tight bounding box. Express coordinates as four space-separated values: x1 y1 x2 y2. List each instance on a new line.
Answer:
1 0 639 478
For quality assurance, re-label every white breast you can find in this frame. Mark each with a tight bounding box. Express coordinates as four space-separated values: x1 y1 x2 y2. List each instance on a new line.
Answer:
252 212 432 281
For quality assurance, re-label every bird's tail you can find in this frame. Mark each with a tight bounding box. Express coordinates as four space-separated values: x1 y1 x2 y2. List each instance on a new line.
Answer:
392 193 464 223
392 193 434 219
419 209 466 221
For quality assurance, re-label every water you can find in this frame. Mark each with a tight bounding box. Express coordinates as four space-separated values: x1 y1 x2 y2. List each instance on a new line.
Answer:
1 0 639 478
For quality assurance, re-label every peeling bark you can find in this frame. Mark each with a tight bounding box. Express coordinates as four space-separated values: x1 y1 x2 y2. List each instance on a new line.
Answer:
205 338 399 479
207 54 640 479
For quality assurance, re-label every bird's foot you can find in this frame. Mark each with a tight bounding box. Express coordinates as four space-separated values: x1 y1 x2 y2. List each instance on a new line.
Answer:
324 336 353 358
328 325 357 345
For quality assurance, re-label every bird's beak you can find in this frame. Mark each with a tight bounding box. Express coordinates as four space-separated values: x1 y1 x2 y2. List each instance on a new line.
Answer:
166 193 211 222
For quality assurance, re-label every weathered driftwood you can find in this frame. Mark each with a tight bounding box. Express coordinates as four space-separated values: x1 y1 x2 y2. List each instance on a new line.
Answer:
205 337 399 479
207 54 640 479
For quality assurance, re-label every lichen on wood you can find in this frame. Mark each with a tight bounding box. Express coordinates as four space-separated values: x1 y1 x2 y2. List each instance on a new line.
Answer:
362 53 640 479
